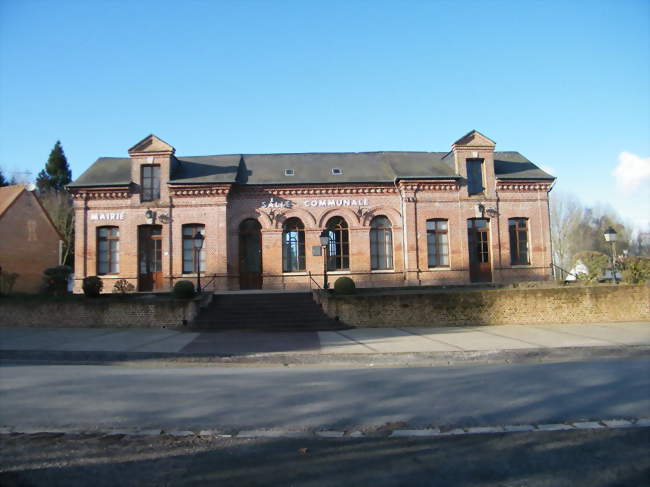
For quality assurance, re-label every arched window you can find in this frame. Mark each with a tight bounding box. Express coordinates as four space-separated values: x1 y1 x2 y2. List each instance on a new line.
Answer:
97 226 119 275
370 216 393 270
283 218 305 272
326 216 349 270
182 224 205 273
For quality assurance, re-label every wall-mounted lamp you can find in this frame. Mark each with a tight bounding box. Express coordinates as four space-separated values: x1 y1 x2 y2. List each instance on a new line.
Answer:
474 203 497 219
145 209 155 224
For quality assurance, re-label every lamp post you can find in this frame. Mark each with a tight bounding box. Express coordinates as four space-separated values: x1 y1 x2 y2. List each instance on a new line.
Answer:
194 232 204 293
319 230 330 289
604 227 618 284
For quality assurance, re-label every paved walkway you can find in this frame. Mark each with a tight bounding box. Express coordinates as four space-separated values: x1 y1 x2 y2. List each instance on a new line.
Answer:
0 322 648 360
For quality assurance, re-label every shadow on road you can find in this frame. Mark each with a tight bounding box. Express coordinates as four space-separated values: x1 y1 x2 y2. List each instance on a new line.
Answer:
1 429 649 486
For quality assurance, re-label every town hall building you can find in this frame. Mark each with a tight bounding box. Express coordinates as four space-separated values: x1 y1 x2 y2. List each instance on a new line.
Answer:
67 130 555 293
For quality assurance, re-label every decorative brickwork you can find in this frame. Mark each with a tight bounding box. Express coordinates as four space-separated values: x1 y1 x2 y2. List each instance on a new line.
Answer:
69 131 556 292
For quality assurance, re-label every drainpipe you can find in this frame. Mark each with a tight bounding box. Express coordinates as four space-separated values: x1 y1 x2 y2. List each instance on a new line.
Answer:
395 177 408 282
546 179 557 279
83 195 88 279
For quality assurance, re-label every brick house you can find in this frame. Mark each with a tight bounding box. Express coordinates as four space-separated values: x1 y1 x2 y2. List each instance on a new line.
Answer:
0 185 63 293
67 130 555 293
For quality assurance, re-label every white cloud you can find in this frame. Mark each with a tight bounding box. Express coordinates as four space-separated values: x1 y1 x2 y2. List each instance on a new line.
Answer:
612 152 650 192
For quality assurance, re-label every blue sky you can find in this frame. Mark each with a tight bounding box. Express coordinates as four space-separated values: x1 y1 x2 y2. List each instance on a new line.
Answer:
1 0 648 229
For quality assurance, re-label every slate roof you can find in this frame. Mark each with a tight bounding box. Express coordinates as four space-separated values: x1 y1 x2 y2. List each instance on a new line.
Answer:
68 157 132 187
68 151 554 188
493 152 554 180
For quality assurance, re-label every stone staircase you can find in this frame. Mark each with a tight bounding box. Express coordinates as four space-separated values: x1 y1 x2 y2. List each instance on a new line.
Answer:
191 292 348 331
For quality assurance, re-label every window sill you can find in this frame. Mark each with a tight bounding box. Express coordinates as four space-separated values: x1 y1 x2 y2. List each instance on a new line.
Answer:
510 264 532 268
327 270 351 275
282 271 308 276
98 274 120 277
426 267 451 271
370 269 395 273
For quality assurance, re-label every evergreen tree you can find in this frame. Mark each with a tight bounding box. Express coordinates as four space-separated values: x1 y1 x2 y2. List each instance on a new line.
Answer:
36 141 72 192
0 168 8 187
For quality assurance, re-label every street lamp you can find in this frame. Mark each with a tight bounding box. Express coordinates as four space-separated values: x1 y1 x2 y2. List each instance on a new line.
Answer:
193 232 204 293
604 227 618 284
319 230 330 289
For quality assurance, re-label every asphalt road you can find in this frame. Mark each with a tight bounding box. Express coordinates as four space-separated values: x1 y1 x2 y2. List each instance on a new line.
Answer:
1 359 648 431
1 429 649 487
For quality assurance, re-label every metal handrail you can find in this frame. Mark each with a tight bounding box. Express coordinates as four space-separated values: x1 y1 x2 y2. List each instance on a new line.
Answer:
192 274 220 292
550 262 579 281
308 271 322 290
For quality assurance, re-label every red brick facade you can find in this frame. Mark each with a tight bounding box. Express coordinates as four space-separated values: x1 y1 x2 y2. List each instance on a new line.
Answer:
0 185 62 293
69 132 554 293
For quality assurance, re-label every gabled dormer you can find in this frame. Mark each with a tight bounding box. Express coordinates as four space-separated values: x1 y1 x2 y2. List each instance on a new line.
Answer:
128 134 176 204
451 130 497 199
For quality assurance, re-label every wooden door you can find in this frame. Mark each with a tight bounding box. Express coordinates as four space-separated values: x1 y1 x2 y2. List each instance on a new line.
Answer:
468 219 492 283
138 225 163 291
239 219 262 289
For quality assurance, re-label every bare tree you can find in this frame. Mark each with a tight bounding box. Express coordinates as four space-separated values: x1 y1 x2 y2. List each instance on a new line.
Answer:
551 191 634 278
550 190 584 271
39 191 74 266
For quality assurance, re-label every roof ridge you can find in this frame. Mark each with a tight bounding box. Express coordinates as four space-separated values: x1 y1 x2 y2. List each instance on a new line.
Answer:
179 151 449 158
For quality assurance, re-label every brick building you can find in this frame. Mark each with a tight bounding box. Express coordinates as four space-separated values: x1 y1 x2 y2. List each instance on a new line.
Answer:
0 185 63 293
67 130 555 293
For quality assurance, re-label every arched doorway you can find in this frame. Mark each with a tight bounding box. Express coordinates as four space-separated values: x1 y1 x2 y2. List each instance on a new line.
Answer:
239 219 262 289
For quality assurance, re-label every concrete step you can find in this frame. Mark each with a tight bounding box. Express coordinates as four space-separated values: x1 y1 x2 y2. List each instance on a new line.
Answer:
192 292 346 331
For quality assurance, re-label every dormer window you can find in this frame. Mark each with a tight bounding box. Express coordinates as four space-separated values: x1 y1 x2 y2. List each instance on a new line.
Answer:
332 168 343 175
284 169 295 176
141 165 160 202
466 159 484 195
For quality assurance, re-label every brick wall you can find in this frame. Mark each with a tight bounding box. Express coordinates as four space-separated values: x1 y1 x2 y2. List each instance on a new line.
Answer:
317 284 650 327
0 190 61 293
0 297 200 328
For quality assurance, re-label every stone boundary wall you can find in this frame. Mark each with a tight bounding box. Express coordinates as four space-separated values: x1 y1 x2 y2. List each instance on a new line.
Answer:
316 285 650 327
0 297 201 328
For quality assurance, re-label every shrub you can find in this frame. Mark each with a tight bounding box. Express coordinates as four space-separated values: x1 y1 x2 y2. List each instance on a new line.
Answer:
333 276 356 294
42 265 73 297
173 280 195 298
620 257 650 284
573 251 610 282
112 279 135 294
0 271 19 295
82 276 103 297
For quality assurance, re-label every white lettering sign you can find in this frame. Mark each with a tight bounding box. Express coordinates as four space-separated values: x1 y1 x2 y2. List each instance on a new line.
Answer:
90 212 125 221
304 198 369 207
261 197 292 209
